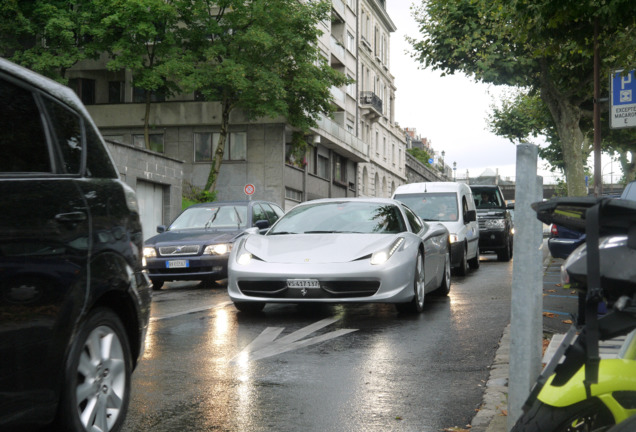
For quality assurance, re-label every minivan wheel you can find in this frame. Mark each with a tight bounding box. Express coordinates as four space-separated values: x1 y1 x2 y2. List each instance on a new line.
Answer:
468 247 480 269
56 308 132 432
454 245 469 276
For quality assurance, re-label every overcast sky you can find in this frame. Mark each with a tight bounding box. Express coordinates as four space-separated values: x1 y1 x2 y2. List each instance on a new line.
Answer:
385 2 557 182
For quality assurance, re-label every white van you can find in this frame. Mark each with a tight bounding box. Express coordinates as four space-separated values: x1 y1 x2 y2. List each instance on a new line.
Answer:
393 182 480 275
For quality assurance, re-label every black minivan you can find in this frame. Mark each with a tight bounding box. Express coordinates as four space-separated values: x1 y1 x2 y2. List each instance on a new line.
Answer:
0 58 151 431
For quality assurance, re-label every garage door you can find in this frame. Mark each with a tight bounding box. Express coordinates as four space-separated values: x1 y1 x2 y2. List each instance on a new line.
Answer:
136 180 164 241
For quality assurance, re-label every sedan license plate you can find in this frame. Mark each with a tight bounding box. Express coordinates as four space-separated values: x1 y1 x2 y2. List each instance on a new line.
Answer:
286 279 320 289
167 260 189 269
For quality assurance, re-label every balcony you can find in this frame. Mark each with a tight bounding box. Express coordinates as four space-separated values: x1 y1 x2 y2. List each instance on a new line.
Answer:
359 91 383 121
330 36 346 66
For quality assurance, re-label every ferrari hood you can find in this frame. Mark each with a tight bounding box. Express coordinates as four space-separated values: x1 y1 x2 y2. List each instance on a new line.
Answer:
242 234 398 263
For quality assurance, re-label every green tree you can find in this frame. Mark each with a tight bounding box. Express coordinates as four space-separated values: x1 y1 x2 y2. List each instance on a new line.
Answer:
0 0 100 81
407 147 433 167
92 0 183 150
409 0 636 196
490 89 636 183
178 0 349 193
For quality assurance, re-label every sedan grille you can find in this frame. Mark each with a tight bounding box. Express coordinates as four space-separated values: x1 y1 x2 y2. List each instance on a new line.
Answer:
158 245 200 256
238 280 380 299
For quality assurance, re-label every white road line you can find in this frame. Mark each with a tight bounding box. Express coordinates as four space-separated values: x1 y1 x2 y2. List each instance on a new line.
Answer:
150 301 234 322
230 317 358 363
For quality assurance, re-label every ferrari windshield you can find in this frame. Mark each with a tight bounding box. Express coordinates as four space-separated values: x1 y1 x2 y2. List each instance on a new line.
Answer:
169 205 248 230
268 201 406 235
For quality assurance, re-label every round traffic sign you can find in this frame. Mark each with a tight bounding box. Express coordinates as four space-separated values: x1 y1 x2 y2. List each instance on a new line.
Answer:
244 184 255 195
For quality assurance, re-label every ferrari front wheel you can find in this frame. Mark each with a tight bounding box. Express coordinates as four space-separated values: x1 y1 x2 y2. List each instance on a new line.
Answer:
396 250 425 314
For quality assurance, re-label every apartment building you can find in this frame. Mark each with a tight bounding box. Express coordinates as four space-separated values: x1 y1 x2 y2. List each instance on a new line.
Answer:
67 0 407 231
355 0 407 197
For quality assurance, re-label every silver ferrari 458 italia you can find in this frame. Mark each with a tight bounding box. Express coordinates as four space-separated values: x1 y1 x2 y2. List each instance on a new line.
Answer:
227 198 451 313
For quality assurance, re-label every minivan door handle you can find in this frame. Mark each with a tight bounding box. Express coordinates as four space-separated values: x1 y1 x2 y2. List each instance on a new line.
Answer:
55 211 87 224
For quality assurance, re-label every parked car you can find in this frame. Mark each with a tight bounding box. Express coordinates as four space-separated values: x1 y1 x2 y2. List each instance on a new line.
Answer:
622 180 636 201
227 197 451 314
0 58 151 432
469 185 514 261
547 223 586 259
392 182 480 275
144 200 284 289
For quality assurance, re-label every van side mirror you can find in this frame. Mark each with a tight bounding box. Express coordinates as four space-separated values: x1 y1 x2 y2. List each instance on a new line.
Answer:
465 210 477 223
254 219 270 230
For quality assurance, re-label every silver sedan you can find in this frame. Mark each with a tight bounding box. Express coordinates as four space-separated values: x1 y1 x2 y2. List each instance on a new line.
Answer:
227 198 451 313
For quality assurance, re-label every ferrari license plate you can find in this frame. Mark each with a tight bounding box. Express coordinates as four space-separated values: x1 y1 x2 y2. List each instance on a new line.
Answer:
167 260 189 269
286 279 320 289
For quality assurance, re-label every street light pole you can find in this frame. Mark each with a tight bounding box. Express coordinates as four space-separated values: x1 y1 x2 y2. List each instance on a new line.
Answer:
453 161 457 181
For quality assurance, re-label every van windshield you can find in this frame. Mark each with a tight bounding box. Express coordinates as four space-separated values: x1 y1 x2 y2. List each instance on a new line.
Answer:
394 192 459 222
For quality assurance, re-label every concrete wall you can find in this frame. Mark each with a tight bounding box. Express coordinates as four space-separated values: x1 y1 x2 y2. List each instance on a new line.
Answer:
405 152 446 184
105 139 183 225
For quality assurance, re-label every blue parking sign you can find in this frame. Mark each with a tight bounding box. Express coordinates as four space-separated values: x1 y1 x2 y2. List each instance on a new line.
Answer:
611 69 636 129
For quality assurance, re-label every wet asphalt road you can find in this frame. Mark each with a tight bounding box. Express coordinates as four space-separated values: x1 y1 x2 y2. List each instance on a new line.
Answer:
122 255 514 432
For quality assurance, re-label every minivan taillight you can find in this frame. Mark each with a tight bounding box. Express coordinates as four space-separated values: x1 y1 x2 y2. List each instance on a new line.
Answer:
550 224 558 236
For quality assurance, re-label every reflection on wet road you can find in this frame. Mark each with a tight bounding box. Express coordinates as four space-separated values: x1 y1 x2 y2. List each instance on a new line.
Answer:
123 256 512 431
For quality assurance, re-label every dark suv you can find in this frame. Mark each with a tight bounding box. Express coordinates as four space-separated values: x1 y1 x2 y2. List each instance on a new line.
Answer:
0 58 151 431
470 185 514 261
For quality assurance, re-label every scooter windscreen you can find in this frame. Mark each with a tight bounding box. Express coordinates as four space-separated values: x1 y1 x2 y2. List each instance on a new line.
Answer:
532 196 636 237
562 234 636 300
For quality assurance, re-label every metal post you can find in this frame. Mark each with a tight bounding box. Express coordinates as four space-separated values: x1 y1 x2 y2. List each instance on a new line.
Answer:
507 143 543 430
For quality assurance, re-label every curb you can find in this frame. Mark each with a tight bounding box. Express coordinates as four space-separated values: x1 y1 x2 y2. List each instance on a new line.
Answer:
470 324 510 432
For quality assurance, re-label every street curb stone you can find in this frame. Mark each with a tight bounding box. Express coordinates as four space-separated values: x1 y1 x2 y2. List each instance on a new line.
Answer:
471 324 510 432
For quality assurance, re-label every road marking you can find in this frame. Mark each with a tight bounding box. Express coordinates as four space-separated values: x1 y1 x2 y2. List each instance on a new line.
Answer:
150 301 234 322
230 317 358 364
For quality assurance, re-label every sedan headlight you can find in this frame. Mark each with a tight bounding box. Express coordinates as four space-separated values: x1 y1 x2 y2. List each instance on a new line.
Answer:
204 243 232 255
485 219 506 230
143 247 157 258
370 238 404 265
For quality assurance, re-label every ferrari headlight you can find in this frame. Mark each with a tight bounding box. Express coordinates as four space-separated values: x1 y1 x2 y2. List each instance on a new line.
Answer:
204 243 232 255
237 252 253 265
371 238 404 265
448 234 459 243
485 219 506 230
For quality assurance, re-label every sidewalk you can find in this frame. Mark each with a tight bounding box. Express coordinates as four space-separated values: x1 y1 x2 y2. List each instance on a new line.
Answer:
470 256 620 432
470 257 622 432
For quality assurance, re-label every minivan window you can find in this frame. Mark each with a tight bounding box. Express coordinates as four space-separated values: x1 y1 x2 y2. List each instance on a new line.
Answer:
42 96 83 174
394 192 458 222
0 78 51 173
85 124 118 178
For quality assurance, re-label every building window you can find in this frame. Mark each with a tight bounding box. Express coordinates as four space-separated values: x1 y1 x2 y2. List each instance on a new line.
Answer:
375 131 379 155
108 81 125 103
194 132 219 162
346 32 355 53
346 74 355 97
194 132 246 162
132 87 165 103
346 119 354 133
285 188 303 202
317 154 329 179
226 132 247 160
133 134 164 153
69 78 95 105
383 137 387 159
333 155 346 184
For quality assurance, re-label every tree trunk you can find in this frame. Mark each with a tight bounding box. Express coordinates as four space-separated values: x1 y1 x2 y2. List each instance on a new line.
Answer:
205 98 231 193
143 90 152 150
540 73 588 197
